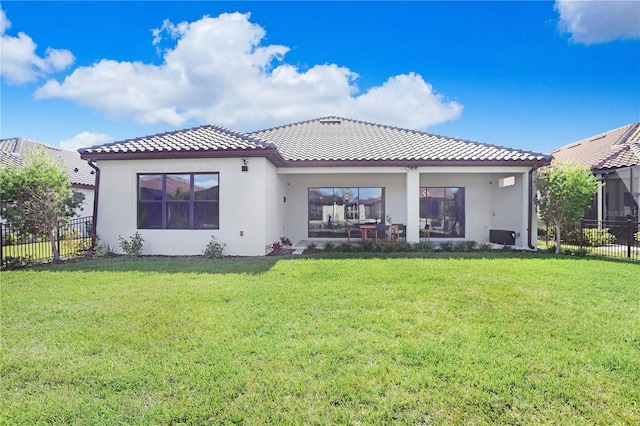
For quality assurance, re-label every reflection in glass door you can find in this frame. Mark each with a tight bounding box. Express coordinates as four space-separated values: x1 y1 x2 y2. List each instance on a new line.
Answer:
308 187 384 238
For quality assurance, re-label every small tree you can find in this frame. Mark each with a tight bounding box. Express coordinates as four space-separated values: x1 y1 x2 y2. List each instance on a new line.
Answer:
0 148 85 259
535 161 598 254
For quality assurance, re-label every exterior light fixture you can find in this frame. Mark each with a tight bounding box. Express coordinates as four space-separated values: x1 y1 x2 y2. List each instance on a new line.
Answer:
241 158 249 172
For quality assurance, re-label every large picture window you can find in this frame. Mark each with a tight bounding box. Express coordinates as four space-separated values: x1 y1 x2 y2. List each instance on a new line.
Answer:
138 173 219 229
420 187 465 238
308 187 384 238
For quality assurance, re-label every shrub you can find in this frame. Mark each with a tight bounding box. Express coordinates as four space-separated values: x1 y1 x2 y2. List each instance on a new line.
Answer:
337 242 354 252
477 242 493 252
392 241 412 252
439 242 454 252
95 244 118 258
546 244 556 254
269 240 282 254
574 247 589 257
323 242 335 253
304 243 318 254
268 236 293 255
61 229 91 255
413 241 435 253
582 228 616 247
377 241 394 253
359 240 376 253
203 236 226 259
279 236 293 247
1 256 32 271
561 248 574 256
118 232 144 256
453 240 477 252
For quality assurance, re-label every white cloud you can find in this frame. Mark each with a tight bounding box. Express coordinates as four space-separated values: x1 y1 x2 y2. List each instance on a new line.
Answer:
59 131 112 151
556 0 640 44
35 12 462 131
0 7 75 84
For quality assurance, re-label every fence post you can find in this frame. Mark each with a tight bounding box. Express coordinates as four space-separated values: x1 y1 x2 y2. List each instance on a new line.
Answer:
627 219 632 259
56 227 61 260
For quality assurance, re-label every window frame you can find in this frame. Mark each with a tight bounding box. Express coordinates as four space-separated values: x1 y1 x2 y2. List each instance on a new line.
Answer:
137 172 219 230
307 187 385 238
419 186 465 238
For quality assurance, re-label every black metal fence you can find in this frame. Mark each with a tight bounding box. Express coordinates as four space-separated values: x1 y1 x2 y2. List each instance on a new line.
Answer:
578 218 639 261
542 218 639 262
1 216 93 268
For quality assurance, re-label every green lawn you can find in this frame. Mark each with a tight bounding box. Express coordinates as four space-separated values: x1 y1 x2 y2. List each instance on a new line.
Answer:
2 254 639 424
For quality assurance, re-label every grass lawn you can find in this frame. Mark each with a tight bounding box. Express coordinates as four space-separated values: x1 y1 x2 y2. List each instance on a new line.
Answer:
2 253 639 424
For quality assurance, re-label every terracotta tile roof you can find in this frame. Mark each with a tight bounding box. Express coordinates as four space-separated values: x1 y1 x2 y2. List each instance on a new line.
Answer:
80 124 279 159
250 117 551 165
550 122 640 171
0 137 95 187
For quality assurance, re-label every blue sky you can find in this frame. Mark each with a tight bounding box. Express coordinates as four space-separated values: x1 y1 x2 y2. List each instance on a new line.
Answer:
1 1 639 154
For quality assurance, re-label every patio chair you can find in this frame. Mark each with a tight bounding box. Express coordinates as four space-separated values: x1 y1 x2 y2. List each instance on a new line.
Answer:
375 223 388 241
392 224 406 241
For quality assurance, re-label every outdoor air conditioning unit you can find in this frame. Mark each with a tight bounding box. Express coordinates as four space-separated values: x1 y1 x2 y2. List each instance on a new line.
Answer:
490 229 516 245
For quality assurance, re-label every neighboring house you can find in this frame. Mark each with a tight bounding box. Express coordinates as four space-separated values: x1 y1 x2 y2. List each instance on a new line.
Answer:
551 122 640 222
79 117 551 256
0 137 96 218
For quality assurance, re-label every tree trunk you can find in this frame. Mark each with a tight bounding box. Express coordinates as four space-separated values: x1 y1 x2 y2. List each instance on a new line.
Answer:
555 222 562 254
47 223 60 260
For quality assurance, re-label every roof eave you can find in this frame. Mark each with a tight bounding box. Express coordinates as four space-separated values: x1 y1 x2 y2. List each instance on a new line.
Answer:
80 147 287 167
71 182 96 189
278 158 552 168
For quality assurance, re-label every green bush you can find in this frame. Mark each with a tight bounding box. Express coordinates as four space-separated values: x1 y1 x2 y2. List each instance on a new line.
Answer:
304 243 318 254
1 255 32 271
95 244 118 258
323 242 335 253
413 241 435 253
336 242 354 253
477 242 493 252
453 240 478 252
203 236 226 259
118 232 144 256
392 241 412 252
61 229 91 255
582 228 616 247
439 242 454 252
574 247 589 257
358 240 376 253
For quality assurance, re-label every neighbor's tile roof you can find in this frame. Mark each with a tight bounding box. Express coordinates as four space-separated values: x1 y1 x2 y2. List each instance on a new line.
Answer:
250 117 551 164
79 124 279 159
551 122 640 171
0 137 95 187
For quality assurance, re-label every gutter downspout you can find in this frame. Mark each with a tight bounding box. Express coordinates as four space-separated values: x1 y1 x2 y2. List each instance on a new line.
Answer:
87 159 100 249
528 166 540 250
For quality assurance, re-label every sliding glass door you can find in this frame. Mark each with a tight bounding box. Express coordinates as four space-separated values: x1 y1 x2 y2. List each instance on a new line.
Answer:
308 187 384 238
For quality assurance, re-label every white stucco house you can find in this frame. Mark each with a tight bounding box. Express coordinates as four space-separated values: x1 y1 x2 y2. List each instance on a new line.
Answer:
79 117 552 256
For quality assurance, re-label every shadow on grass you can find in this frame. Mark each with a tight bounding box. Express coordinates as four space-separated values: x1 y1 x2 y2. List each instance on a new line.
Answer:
18 250 635 275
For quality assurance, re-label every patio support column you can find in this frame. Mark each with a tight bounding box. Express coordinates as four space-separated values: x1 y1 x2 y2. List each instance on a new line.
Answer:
597 178 604 223
406 168 420 242
522 170 531 249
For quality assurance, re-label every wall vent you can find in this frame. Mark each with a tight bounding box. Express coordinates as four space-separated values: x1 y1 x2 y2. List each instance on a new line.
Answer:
320 119 342 125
